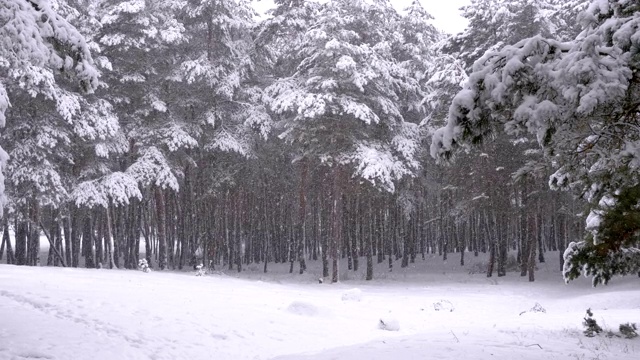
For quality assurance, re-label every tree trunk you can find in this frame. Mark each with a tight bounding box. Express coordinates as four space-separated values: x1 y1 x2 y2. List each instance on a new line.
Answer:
39 220 66 267
496 214 507 277
485 212 495 277
1 219 14 264
297 159 308 274
154 187 168 270
105 205 117 269
71 207 81 267
0 221 6 262
538 213 545 263
82 213 95 268
459 220 465 267
330 167 343 283
366 198 374 281
15 219 27 265
27 201 40 266
528 213 538 282
62 216 72 266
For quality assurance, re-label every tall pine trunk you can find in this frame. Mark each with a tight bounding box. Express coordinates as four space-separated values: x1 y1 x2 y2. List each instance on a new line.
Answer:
1 219 14 264
15 219 27 265
330 167 343 283
105 205 117 269
297 159 308 274
82 213 95 268
154 187 168 270
366 198 374 281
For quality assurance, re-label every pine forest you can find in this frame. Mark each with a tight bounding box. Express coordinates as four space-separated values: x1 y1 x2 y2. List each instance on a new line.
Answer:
1 0 640 287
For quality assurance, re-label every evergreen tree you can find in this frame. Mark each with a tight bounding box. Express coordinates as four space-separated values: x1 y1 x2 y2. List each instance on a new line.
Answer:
266 0 424 281
97 0 190 269
445 0 577 70
0 0 101 217
432 0 640 285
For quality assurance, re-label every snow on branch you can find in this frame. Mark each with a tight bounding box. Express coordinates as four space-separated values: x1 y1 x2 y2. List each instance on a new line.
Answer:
71 172 141 208
350 143 411 193
126 147 179 191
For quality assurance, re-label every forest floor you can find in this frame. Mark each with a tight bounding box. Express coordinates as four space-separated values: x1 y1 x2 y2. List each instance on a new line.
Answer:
0 252 639 360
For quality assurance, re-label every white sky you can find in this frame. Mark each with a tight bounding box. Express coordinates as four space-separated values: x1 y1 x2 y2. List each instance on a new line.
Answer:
253 0 470 35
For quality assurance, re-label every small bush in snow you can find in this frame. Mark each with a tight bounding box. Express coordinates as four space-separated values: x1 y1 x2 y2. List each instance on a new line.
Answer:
138 259 151 273
519 302 546 316
341 288 362 302
583 308 603 337
433 300 454 312
378 317 400 331
619 323 638 339
195 264 205 276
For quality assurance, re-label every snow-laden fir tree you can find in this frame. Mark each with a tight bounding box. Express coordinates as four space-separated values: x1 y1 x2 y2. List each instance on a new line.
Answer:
255 0 321 78
0 0 100 217
176 0 270 158
265 0 424 282
97 0 191 269
255 0 324 276
0 0 129 267
171 0 272 270
394 0 443 125
432 0 640 285
433 0 590 281
445 0 582 71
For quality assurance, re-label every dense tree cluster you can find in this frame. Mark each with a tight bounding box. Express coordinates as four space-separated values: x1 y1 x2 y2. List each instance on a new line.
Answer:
433 0 640 285
3 0 631 285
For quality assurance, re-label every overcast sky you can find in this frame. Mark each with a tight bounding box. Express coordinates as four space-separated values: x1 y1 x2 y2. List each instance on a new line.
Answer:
253 0 471 35
392 0 470 34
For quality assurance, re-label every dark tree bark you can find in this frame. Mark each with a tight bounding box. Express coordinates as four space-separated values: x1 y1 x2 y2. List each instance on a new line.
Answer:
1 219 14 264
528 212 539 282
538 213 545 264
62 215 72 267
297 159 308 274
15 218 27 266
330 167 343 283
366 198 374 281
82 213 94 268
154 187 168 270
39 220 66 267
105 206 117 269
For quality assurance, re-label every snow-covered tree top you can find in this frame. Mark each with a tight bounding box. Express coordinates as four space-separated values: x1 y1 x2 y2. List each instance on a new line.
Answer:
0 0 100 118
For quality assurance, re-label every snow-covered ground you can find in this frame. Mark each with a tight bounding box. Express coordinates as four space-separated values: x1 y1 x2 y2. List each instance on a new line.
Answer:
0 253 638 360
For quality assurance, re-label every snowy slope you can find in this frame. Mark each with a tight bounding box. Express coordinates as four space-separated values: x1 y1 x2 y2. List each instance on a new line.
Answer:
0 254 638 360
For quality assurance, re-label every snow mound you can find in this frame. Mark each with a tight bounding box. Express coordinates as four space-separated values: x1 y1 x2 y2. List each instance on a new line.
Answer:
378 317 400 331
286 301 320 316
341 288 363 302
433 299 454 312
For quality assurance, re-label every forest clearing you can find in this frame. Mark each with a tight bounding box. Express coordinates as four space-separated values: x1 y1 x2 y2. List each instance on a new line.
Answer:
1 251 638 360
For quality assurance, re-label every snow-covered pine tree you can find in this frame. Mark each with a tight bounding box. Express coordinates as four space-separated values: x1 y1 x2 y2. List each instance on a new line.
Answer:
97 0 192 270
394 0 442 125
255 0 321 78
0 0 131 267
256 0 326 276
0 0 101 219
435 0 588 281
266 0 423 282
176 0 270 158
445 0 561 70
169 0 272 270
432 0 640 285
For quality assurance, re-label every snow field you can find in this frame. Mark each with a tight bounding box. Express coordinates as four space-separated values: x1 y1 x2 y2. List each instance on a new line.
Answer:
0 253 638 360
